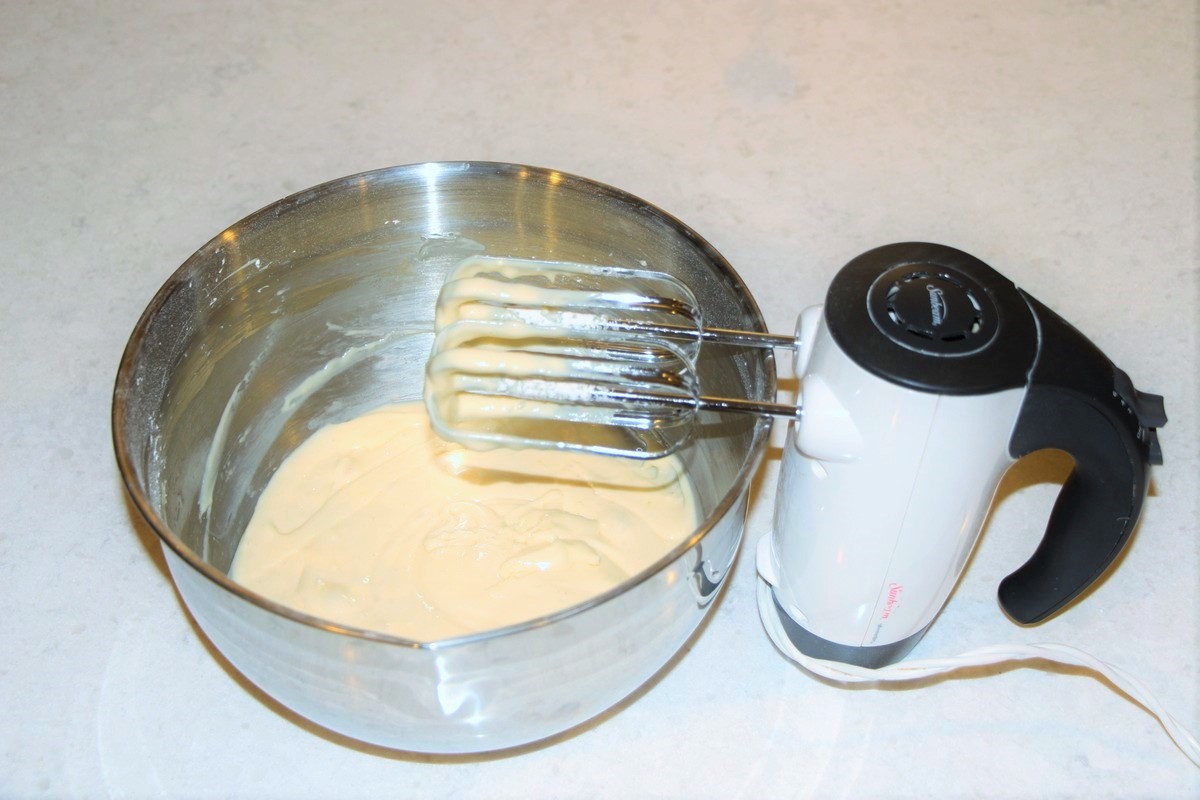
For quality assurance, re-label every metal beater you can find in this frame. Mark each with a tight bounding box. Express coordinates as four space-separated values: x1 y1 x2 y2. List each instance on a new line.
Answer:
424 255 801 458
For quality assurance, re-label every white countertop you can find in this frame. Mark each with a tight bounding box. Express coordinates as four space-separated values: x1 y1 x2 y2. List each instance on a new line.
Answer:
2 1 1197 797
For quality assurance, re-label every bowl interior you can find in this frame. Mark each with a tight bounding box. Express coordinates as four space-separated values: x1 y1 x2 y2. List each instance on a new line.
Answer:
115 162 776 636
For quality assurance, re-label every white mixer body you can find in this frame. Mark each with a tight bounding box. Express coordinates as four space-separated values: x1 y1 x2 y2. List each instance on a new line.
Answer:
757 243 1164 668
762 305 1025 662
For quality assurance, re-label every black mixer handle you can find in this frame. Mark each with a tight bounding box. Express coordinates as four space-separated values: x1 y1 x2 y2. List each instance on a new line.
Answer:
1000 293 1166 624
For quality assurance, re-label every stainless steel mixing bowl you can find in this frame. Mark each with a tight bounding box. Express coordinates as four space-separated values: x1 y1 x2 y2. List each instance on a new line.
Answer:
113 162 775 753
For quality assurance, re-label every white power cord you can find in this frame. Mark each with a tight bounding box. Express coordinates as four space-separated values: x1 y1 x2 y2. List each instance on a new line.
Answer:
755 578 1200 768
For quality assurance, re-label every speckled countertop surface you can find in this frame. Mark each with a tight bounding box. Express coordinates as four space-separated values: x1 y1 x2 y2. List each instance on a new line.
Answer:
2 2 1197 797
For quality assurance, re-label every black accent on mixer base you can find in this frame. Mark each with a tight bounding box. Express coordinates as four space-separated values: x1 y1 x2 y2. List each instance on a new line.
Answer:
771 595 930 670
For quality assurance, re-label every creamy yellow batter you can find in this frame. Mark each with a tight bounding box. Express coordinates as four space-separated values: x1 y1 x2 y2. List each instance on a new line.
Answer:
230 403 698 641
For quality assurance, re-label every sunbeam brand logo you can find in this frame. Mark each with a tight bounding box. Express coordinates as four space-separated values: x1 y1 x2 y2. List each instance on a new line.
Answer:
927 284 947 326
880 582 903 620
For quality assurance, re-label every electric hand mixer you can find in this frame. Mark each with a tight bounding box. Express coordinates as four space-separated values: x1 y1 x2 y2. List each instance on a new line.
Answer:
425 242 1168 670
